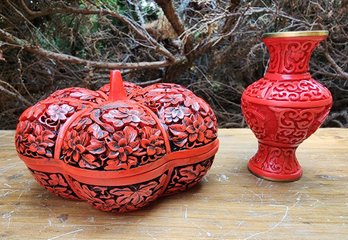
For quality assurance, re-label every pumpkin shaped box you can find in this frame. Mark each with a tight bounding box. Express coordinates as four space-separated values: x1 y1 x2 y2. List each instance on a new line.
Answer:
15 71 219 212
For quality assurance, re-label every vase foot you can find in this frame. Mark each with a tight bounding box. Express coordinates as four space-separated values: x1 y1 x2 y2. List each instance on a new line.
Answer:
247 142 302 182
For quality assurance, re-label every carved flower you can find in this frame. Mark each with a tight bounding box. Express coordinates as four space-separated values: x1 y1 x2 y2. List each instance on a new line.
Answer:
103 108 155 127
31 171 75 199
63 130 100 169
73 181 98 201
73 117 92 131
31 171 50 187
108 175 165 212
117 108 142 123
183 115 207 143
64 130 88 160
88 123 108 139
45 186 75 199
204 116 215 129
169 115 216 148
105 126 139 170
140 91 184 110
140 127 165 156
46 104 74 122
184 96 200 112
69 90 98 100
24 124 55 157
197 99 211 117
163 106 191 123
110 181 158 206
15 120 32 153
133 92 163 111
145 91 165 102
178 164 206 183
102 110 125 127
93 198 117 212
160 93 184 106
23 103 46 120
203 118 218 143
47 174 68 187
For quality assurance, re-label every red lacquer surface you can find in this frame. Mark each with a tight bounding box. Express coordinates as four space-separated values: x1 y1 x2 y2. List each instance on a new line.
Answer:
241 32 332 181
15 71 219 212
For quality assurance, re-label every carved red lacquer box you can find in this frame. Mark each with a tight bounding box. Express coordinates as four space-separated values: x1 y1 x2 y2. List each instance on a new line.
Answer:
241 30 332 181
15 71 219 212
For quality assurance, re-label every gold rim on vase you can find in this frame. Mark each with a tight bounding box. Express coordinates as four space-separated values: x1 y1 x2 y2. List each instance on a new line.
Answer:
263 30 329 39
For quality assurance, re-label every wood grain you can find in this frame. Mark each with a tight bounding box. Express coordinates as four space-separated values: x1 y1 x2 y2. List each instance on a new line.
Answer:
1 129 347 239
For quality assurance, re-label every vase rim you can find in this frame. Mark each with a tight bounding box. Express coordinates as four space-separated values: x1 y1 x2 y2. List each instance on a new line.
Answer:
263 30 328 39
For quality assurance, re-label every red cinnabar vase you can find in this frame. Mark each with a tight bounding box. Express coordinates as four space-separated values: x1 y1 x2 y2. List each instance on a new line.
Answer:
241 30 332 181
15 70 219 212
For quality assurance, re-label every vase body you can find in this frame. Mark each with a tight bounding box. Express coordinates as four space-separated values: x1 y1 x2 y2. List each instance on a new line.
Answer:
241 31 332 181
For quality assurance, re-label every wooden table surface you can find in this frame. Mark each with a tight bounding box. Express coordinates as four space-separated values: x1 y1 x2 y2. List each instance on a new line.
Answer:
0 129 347 239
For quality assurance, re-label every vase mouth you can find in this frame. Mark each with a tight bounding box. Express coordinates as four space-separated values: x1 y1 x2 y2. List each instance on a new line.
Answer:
263 30 328 39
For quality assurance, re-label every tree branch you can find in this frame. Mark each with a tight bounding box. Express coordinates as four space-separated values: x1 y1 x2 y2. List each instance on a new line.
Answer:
0 28 173 70
0 80 32 106
154 0 194 59
17 1 176 62
321 47 348 80
136 78 163 86
221 0 241 33
154 0 185 36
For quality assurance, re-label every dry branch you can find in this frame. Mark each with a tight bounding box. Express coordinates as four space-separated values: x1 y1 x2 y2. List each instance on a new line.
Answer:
0 80 32 106
0 28 172 70
322 49 348 80
154 0 194 59
17 1 176 62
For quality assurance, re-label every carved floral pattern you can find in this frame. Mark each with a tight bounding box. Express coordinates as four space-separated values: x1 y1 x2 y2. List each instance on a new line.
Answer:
102 107 156 127
98 82 142 97
21 102 46 121
15 99 95 158
15 121 55 158
165 157 214 195
60 102 166 171
49 87 107 104
15 89 98 158
105 126 140 170
46 104 74 122
63 130 100 169
71 173 167 212
39 103 77 130
30 169 79 200
140 126 165 157
169 115 216 148
162 106 191 123
131 83 218 151
16 79 218 212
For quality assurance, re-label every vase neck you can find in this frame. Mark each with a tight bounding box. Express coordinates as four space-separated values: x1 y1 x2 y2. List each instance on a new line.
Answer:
263 36 326 77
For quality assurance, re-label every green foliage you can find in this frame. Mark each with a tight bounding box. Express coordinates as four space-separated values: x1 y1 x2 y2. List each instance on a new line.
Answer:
33 0 162 58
